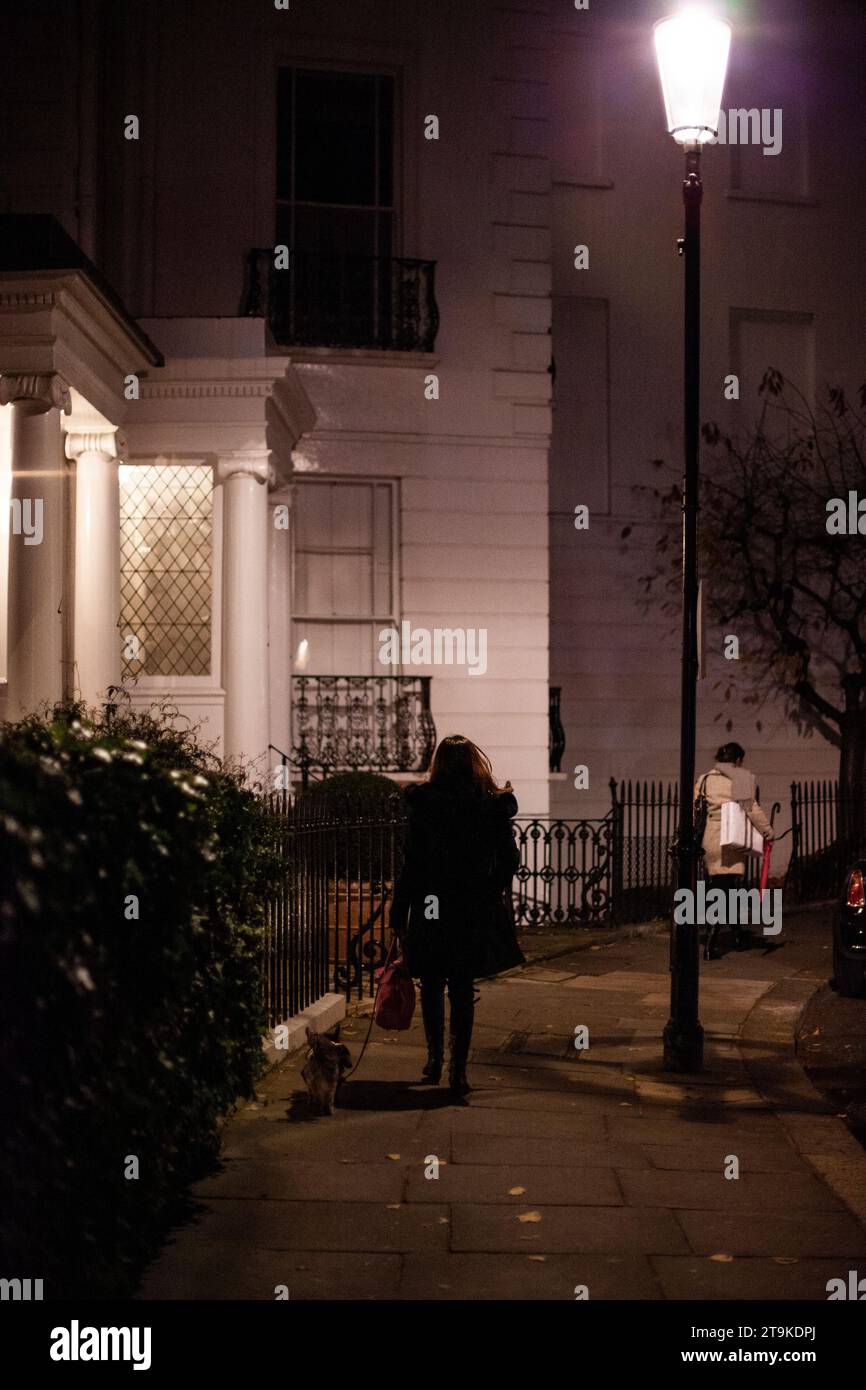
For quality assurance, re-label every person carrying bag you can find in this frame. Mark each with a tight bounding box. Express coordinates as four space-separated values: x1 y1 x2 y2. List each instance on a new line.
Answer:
695 741 774 959
389 734 524 1100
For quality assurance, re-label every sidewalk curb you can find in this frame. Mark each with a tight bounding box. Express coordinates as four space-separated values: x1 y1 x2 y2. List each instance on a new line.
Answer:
739 974 866 1237
262 992 347 1066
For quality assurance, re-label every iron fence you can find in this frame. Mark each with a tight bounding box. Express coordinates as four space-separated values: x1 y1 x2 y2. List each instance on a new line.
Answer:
609 778 679 923
608 777 774 923
788 779 866 903
262 791 406 1024
261 793 620 1022
261 775 800 1023
514 815 614 925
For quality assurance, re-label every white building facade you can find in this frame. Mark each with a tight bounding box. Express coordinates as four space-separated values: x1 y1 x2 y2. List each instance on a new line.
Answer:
1 0 862 831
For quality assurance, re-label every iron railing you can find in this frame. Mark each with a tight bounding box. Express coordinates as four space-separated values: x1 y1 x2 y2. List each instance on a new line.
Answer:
261 775 801 1023
549 686 566 773
243 249 439 352
261 794 619 1018
514 815 615 925
608 778 777 923
290 674 436 786
262 790 406 1021
788 779 866 902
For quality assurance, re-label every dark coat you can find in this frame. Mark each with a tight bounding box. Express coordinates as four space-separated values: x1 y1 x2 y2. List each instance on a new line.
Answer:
389 782 525 981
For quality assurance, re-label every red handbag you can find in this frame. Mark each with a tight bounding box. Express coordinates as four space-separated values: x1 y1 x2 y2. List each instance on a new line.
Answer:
373 949 416 1031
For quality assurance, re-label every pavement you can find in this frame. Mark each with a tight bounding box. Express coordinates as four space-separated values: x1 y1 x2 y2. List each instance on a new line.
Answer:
138 907 866 1301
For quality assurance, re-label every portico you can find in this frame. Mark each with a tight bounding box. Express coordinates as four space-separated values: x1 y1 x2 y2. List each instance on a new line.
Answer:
0 219 316 780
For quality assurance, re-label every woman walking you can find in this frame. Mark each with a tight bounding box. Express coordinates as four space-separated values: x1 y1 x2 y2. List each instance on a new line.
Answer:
696 741 774 959
389 735 524 1099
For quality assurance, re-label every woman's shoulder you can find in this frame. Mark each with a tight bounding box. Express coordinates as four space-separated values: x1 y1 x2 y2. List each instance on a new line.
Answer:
488 787 518 818
404 782 517 816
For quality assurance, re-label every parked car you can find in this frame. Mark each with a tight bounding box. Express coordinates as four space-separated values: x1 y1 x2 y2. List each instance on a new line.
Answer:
833 859 866 997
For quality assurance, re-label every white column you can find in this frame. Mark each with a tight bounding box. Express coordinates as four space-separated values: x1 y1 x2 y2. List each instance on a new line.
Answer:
65 429 127 704
218 452 272 773
268 485 295 772
0 373 71 717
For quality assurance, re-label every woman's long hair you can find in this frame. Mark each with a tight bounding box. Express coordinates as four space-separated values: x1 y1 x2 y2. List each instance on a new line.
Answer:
427 734 500 798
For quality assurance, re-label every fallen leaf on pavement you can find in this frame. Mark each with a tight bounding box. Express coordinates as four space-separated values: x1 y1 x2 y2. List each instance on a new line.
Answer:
518 1211 542 1223
508 1186 526 1196
386 1153 400 1161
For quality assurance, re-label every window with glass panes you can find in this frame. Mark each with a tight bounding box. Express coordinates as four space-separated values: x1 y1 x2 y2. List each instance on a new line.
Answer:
292 480 398 675
275 68 396 346
119 463 213 678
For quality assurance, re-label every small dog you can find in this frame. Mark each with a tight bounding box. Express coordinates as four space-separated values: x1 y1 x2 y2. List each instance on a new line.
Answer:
301 1026 352 1115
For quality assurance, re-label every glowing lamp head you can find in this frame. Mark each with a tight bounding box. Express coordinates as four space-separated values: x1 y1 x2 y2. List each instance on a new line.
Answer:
654 9 732 145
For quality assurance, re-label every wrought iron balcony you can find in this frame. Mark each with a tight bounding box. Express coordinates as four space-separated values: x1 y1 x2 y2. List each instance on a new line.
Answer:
243 249 439 352
289 675 436 782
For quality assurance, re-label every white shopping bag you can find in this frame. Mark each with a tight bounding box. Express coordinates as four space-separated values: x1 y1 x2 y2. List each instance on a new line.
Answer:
720 800 763 857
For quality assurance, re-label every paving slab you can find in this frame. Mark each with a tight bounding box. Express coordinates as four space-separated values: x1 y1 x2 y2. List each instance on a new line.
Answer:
452 1131 609 1167
192 1159 406 1203
139 1244 401 1301
451 1203 689 1254
677 1209 866 1258
166 1198 451 1252
640 1141 807 1173
617 1168 845 1213
651 1255 850 1302
404 1162 622 1205
398 1252 662 1301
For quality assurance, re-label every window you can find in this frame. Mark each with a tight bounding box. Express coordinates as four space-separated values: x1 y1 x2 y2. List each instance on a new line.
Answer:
119 463 213 679
292 479 398 675
274 67 398 347
276 67 395 258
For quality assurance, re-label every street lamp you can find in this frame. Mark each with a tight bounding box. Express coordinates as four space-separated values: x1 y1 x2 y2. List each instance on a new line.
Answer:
654 8 731 1073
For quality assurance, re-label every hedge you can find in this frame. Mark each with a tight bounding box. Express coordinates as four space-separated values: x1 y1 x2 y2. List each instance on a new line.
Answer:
299 771 405 884
0 701 279 1297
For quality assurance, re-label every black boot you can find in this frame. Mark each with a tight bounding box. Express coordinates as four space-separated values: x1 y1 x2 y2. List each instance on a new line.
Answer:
448 982 475 1098
703 924 720 961
419 980 445 1083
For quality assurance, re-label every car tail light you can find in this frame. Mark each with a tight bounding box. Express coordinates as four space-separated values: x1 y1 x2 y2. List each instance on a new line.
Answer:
846 870 865 909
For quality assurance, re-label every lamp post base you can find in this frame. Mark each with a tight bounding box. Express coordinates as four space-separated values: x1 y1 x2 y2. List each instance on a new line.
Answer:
662 1017 704 1073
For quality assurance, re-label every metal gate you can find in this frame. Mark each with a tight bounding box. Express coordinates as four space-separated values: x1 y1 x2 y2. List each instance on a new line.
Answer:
513 815 616 925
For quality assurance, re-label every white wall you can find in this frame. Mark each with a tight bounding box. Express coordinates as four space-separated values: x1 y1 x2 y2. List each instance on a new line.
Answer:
547 0 866 841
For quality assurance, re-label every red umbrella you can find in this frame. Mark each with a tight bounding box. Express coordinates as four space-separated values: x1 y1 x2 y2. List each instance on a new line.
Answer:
760 840 773 893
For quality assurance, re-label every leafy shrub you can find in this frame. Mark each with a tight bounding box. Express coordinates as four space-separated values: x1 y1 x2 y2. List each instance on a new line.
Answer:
302 770 403 802
299 771 405 885
0 700 278 1297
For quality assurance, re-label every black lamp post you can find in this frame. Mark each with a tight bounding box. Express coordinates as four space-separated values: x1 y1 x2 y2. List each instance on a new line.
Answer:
654 9 732 1073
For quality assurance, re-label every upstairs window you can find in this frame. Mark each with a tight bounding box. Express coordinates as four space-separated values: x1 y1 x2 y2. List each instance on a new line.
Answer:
276 67 395 260
273 68 402 349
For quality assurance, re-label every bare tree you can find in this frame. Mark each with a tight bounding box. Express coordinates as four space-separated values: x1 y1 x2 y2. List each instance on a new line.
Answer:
636 371 866 833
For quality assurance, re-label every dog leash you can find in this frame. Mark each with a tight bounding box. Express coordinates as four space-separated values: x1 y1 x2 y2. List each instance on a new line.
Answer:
341 934 398 1081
